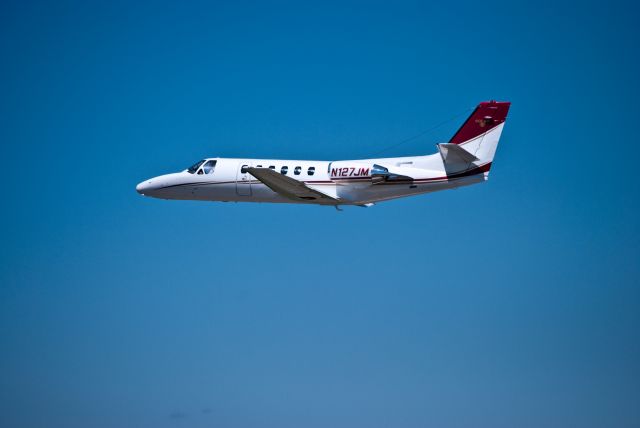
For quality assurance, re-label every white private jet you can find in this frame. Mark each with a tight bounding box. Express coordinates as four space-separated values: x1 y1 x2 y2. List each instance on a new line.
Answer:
136 100 510 208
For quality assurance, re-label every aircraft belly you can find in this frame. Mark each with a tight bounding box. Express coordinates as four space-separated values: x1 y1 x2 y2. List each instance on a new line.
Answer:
249 183 293 203
188 182 236 201
338 175 486 204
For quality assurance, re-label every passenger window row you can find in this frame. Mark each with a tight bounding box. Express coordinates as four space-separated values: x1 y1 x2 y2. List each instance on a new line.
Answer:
281 165 315 176
244 165 316 176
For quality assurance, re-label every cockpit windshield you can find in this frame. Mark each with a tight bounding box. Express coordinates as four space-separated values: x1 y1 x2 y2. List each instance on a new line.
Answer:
187 160 205 174
202 160 216 174
187 159 217 175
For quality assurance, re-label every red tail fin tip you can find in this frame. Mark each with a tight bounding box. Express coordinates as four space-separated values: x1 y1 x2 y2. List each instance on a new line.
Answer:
448 101 511 145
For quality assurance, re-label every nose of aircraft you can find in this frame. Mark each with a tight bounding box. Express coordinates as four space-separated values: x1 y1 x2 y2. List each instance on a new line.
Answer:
136 174 178 197
136 180 153 195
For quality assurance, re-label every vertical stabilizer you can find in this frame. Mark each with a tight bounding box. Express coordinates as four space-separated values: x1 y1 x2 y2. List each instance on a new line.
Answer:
440 101 510 176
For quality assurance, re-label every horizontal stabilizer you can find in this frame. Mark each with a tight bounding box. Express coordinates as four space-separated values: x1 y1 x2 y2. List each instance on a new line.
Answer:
437 143 479 164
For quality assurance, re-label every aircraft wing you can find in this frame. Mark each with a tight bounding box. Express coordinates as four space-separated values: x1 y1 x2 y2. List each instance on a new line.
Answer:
247 167 339 203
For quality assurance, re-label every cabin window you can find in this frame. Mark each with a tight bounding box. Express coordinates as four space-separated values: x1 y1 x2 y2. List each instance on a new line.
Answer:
294 166 301 175
241 165 249 173
269 165 275 170
280 166 288 175
308 166 316 176
256 164 262 168
203 160 217 174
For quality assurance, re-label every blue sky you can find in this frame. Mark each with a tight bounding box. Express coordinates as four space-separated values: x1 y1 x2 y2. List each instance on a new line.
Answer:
1 1 639 427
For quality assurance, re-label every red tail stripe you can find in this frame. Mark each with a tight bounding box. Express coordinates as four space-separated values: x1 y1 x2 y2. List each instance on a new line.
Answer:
448 101 511 145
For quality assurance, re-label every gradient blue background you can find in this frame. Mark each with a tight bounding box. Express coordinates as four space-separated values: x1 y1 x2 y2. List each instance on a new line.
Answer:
1 1 639 427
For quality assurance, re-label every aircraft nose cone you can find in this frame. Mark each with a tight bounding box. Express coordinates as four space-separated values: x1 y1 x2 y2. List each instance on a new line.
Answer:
136 175 175 198
136 180 152 195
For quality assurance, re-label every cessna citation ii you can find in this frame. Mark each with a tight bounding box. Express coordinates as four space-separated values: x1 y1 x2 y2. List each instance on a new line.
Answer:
136 100 510 208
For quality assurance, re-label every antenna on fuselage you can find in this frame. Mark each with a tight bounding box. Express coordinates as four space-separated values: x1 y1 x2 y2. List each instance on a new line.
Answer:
369 107 473 157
